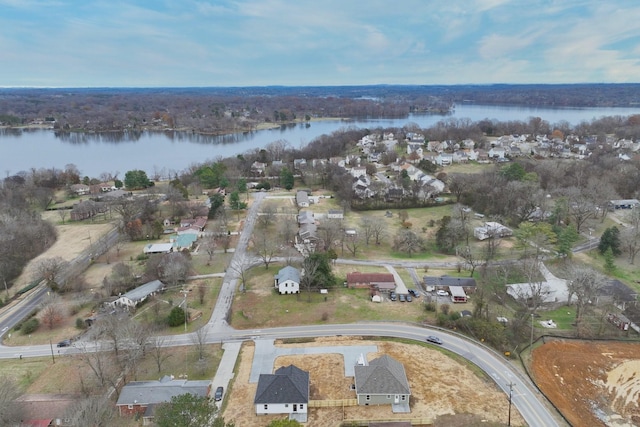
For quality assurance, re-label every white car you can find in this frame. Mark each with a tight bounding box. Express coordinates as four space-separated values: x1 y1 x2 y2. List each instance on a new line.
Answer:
436 290 449 297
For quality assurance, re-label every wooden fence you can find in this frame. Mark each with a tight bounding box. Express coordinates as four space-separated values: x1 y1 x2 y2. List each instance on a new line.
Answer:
341 417 432 426
309 399 357 408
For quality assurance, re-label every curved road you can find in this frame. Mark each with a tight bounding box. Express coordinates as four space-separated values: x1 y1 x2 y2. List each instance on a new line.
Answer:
0 191 562 426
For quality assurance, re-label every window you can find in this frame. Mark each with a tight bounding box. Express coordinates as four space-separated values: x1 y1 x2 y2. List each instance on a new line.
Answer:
401 395 406 401
264 404 268 410
300 404 304 409
387 395 391 399
285 404 289 407
127 404 133 409
366 395 370 401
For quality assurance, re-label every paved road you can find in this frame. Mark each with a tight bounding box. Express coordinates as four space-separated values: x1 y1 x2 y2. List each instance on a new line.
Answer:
0 191 563 426
2 321 562 427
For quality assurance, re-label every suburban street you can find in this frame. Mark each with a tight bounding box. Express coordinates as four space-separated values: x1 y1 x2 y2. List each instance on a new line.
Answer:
0 191 563 427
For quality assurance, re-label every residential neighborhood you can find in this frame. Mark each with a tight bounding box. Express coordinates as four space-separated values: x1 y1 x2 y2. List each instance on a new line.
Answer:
3 109 640 427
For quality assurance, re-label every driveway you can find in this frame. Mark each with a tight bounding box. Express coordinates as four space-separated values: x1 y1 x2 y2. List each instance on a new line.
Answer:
507 262 569 303
249 338 378 383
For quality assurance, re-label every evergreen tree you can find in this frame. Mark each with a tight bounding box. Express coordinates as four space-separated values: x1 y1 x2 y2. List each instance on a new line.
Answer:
124 169 152 189
167 306 186 327
598 226 621 256
556 225 579 258
280 167 294 190
229 191 247 210
604 247 616 273
208 193 225 219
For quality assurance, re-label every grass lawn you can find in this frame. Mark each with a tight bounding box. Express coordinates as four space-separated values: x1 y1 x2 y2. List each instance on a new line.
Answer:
0 343 223 396
537 305 577 330
231 263 429 329
133 277 223 334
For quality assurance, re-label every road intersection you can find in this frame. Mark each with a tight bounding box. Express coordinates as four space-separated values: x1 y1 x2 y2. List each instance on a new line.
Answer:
0 191 563 426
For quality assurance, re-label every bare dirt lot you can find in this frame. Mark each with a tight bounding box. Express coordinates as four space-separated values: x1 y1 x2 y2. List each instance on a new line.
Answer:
531 339 640 427
223 337 524 427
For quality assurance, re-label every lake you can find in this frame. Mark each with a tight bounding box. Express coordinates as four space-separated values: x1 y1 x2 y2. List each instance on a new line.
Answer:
2 104 639 178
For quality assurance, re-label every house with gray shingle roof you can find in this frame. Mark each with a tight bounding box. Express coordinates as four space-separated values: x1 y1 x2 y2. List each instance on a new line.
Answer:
110 280 165 310
274 266 301 294
254 365 309 421
116 375 210 421
354 355 411 412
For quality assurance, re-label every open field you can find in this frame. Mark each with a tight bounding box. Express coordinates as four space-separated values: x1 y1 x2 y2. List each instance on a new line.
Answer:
531 339 640 427
223 337 525 427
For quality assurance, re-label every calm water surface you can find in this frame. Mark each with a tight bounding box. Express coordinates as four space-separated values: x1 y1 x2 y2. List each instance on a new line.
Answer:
2 104 639 178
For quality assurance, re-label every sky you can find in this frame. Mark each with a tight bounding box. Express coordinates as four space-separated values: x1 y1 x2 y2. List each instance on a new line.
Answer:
1 0 640 87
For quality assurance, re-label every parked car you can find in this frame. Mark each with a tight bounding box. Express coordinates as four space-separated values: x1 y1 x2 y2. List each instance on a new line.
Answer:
57 339 71 347
406 294 412 302
389 291 397 301
399 293 406 302
437 290 449 297
408 289 420 298
214 386 224 401
426 335 443 345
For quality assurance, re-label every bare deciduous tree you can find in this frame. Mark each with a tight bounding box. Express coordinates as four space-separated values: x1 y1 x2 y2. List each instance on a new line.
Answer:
39 294 65 329
64 395 115 427
0 375 23 425
318 218 342 251
256 204 276 229
191 326 209 361
57 208 69 224
197 282 207 305
393 229 425 257
343 230 362 257
301 255 321 302
201 234 217 262
253 227 280 269
565 265 606 336
33 256 67 287
149 335 172 373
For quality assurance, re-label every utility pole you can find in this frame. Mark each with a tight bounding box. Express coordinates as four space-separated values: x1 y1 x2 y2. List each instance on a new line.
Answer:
508 382 515 426
530 313 535 352
49 339 55 364
180 289 189 332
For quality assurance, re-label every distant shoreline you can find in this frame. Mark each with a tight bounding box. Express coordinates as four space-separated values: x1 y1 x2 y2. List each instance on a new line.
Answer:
0 116 351 136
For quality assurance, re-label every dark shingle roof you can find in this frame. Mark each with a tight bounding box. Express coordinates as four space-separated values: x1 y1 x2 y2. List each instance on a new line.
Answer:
354 355 410 395
424 276 476 288
254 365 309 404
116 377 210 406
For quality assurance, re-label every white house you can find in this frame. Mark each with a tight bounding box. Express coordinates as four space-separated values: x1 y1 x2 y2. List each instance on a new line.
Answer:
110 280 165 310
488 147 506 159
274 266 301 294
143 243 173 254
327 209 344 220
474 222 513 240
296 191 310 208
350 166 367 178
254 365 309 422
435 153 453 166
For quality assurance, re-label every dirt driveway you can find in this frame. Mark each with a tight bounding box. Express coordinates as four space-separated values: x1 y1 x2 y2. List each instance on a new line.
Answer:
531 339 640 427
223 336 525 427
